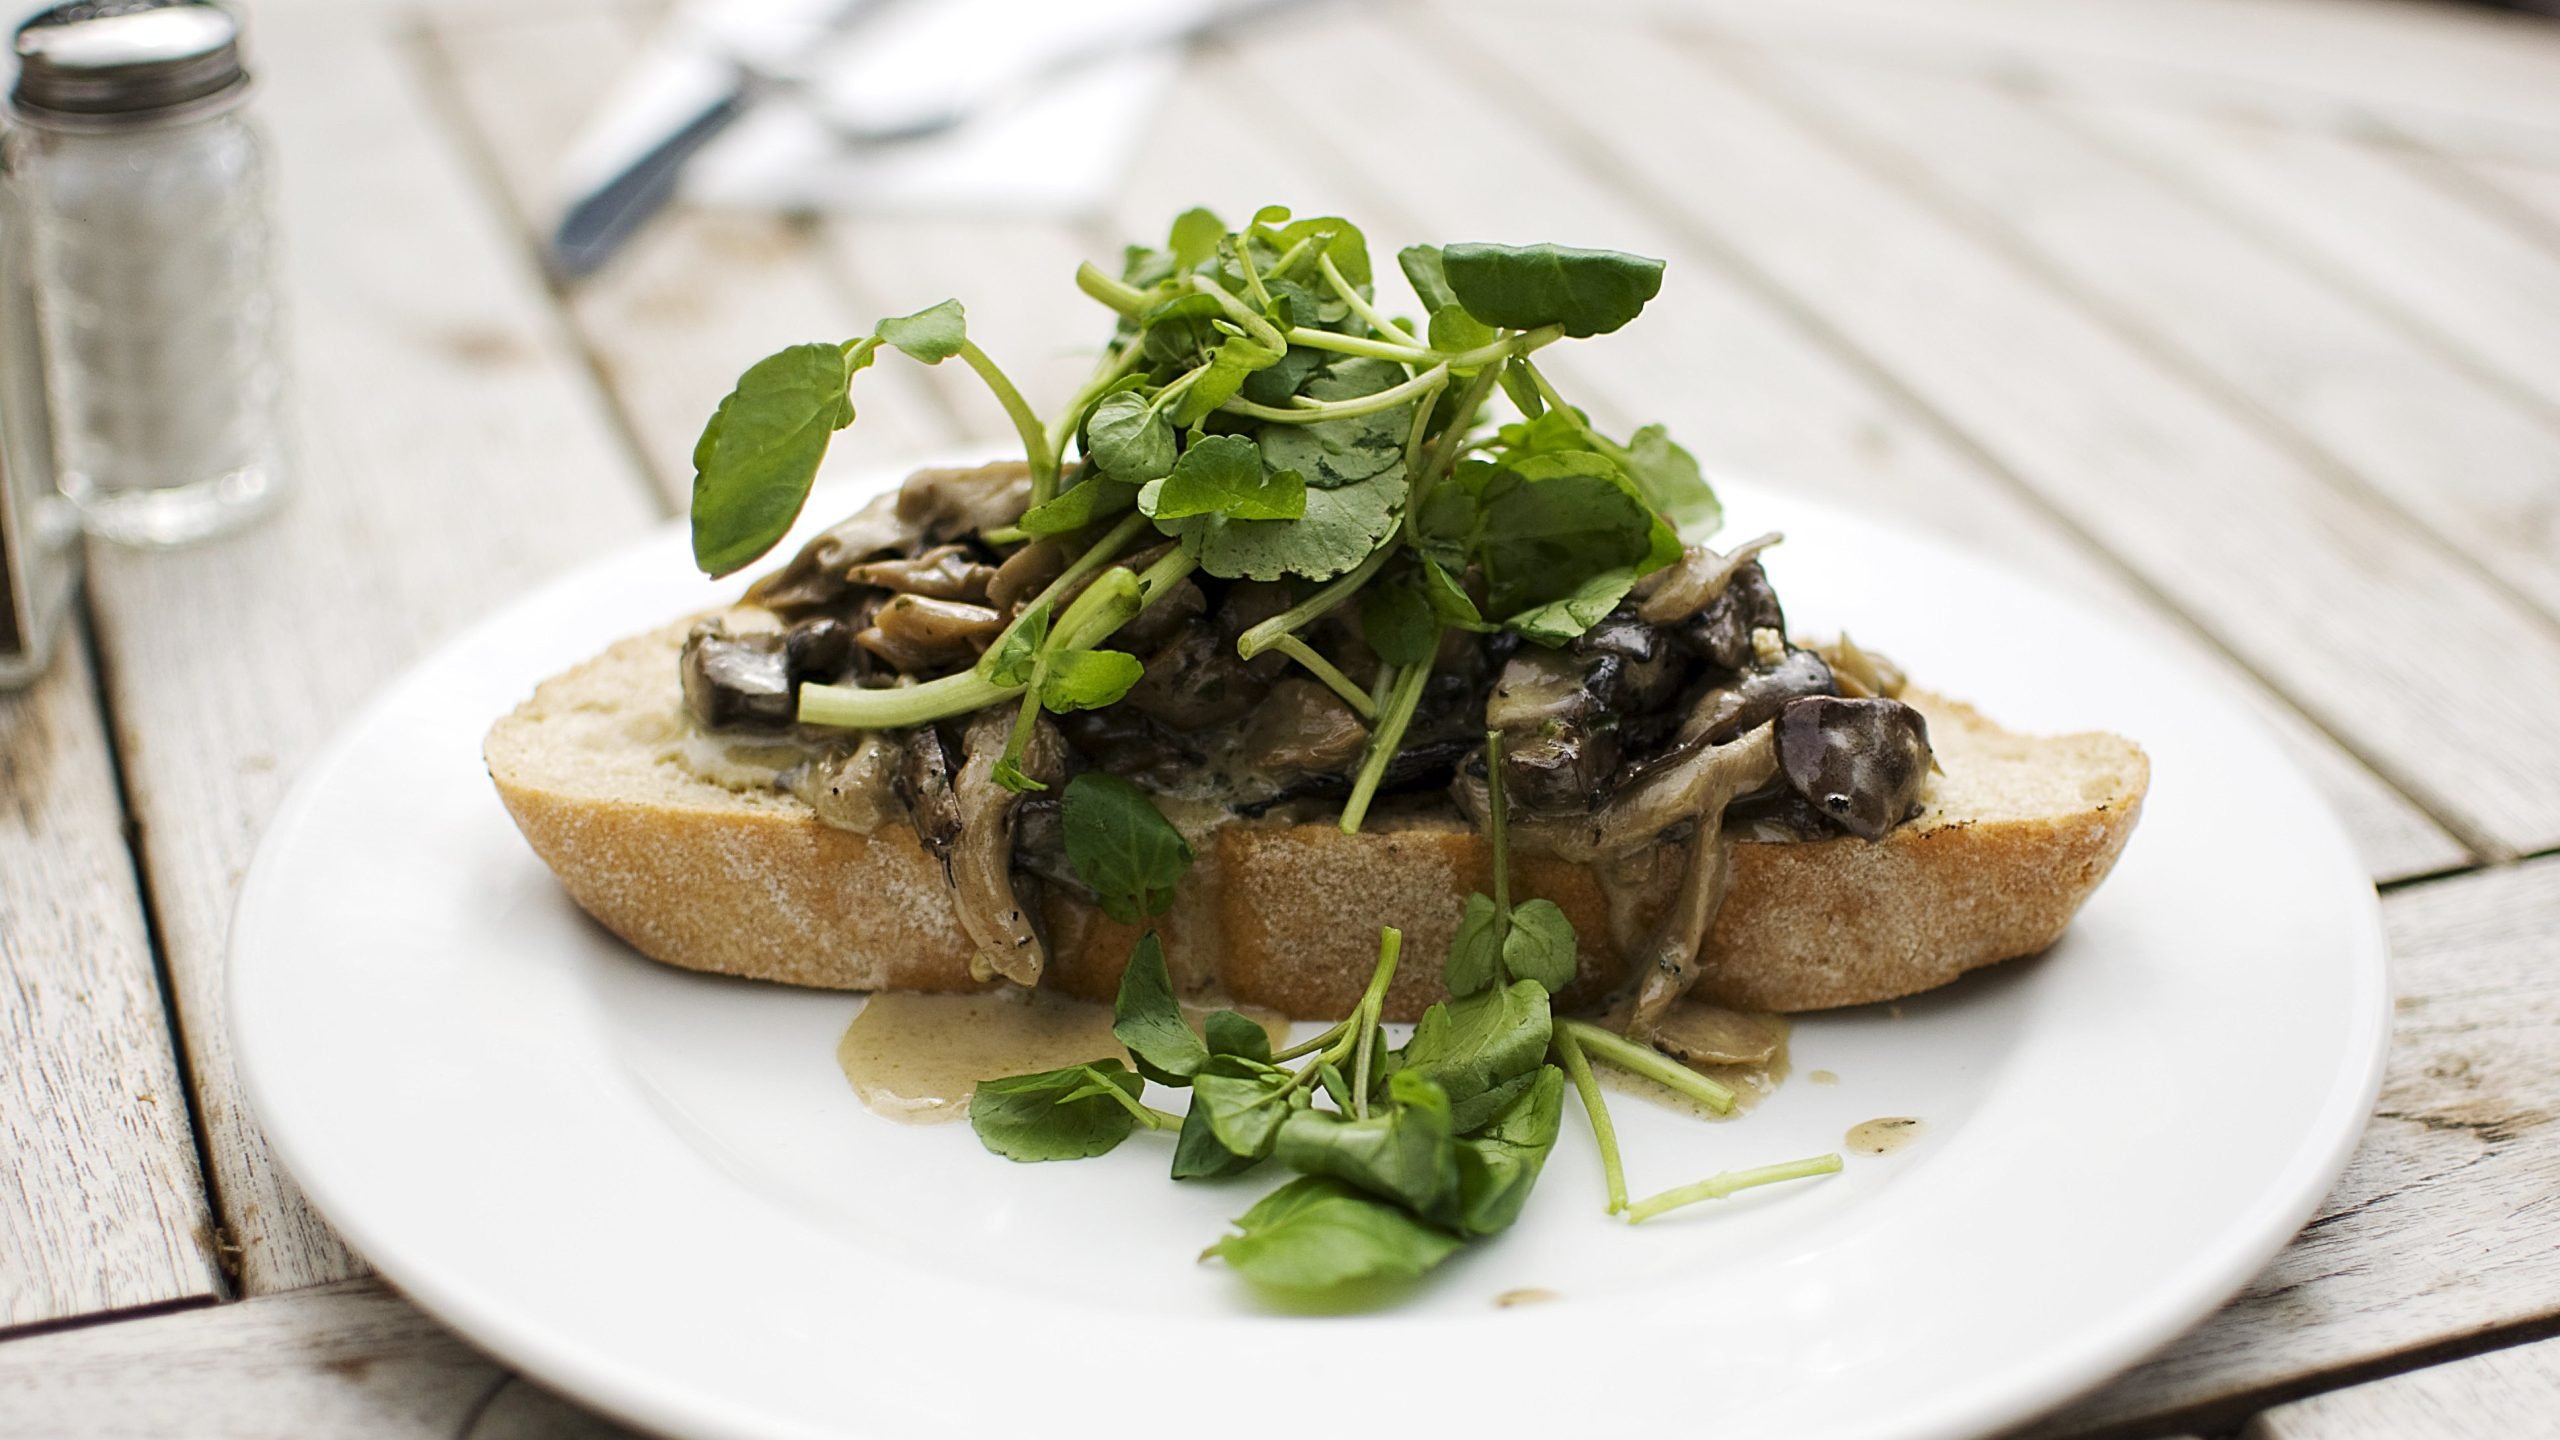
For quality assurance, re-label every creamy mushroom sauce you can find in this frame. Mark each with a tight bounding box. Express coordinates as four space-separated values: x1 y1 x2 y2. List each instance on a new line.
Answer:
836 990 1287 1123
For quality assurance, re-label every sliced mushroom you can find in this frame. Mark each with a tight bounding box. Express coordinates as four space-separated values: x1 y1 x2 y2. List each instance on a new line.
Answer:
986 538 1067 615
1622 728 1783 1034
783 615 856 685
742 493 918 619
1246 678 1369 774
1574 611 1684 716
1052 707 1202 789
842 544 996 602
896 726 962 870
1115 576 1206 655
895 462 1032 544
949 707 1064 985
856 595 1004 673
1674 648 1838 749
1123 625 1269 730
1811 632 1908 700
1774 695 1934 841
680 620 793 730
1486 647 1619 811
1634 532 1783 625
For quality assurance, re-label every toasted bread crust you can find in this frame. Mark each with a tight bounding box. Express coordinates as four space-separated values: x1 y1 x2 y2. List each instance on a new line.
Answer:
487 621 2146 1019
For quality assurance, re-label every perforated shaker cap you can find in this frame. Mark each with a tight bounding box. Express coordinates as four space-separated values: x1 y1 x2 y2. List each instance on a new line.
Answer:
11 1 248 127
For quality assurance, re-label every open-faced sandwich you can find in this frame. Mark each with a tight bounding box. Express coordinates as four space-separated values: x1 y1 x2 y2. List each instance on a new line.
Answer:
486 207 2146 1289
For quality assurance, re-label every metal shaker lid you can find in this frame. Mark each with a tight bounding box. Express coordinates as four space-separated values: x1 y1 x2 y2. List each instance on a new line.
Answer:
11 2 248 127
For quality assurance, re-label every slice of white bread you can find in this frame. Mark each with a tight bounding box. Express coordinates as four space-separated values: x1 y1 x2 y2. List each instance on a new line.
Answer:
485 617 2148 1020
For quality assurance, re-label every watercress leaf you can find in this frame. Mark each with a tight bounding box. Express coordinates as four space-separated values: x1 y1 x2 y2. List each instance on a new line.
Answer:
1203 1009 1273 1064
1497 409 1590 456
1041 649 1144 712
1359 579 1438 668
1256 356 1414 487
1171 1100 1262 1180
1250 203 1293 229
1447 1065 1540 1135
1624 423 1722 534
1427 302 1494 357
982 601 1051 687
874 298 967 363
1452 1065 1564 1234
1501 898 1579 994
689 342 855 577
1169 207 1225 272
1086 390 1177 484
1498 356 1545 417
1441 241 1666 338
1255 214 1371 289
969 1060 1143 1162
1474 457 1657 618
1158 469 1401 582
1237 343 1325 407
1174 333 1285 426
1019 473 1139 536
1399 244 1457 313
1114 932 1208 1085
1399 980 1552 1106
1313 1060 1354 1116
1204 1176 1463 1293
1122 242 1174 289
1420 558 1488 630
1274 1070 1459 1221
1193 1054 1297 1159
1061 773 1195 924
1505 565 1637 647
1141 433 1306 522
1444 892 1503 998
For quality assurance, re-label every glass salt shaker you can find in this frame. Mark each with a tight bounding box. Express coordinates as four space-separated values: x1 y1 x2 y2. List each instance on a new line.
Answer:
8 0 288 548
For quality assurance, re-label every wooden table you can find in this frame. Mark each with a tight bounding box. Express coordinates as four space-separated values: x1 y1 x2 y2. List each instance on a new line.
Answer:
5 0 2558 1433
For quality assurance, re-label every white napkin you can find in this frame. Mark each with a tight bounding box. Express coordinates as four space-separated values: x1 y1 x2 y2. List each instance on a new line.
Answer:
556 0 1221 219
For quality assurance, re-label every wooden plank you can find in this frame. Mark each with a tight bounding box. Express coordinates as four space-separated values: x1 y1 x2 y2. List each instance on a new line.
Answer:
0 1280 640 1439
1430 4 2560 858
421 7 954 506
2026 856 2560 1436
1757 52 2560 625
0 638 223 1325
1570 0 2560 163
1202 11 2462 880
2243 1333 2560 1439
2059 95 2560 422
81 5 663 1294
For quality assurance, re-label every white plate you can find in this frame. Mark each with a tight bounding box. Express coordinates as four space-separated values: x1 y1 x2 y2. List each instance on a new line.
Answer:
233 460 2388 1440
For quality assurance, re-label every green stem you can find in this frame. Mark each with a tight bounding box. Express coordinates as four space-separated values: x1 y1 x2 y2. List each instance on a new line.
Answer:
1189 274 1287 355
1270 1019 1349 1064
1236 542 1397 659
1271 635 1379 721
1415 351 1508 500
1221 363 1448 425
1264 234 1320 281
1517 357 1633 466
1143 1106 1187 1132
974 512 1149 681
1319 250 1419 348
1558 1018 1738 1115
1552 1026 1628 1215
1061 546 1197 650
1339 651 1435 835
799 669 1010 730
1350 927 1403 1120
1233 234 1274 311
993 680 1047 791
1625 1154 1843 1225
1076 261 1150 316
957 340 1056 504
1284 327 1431 364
